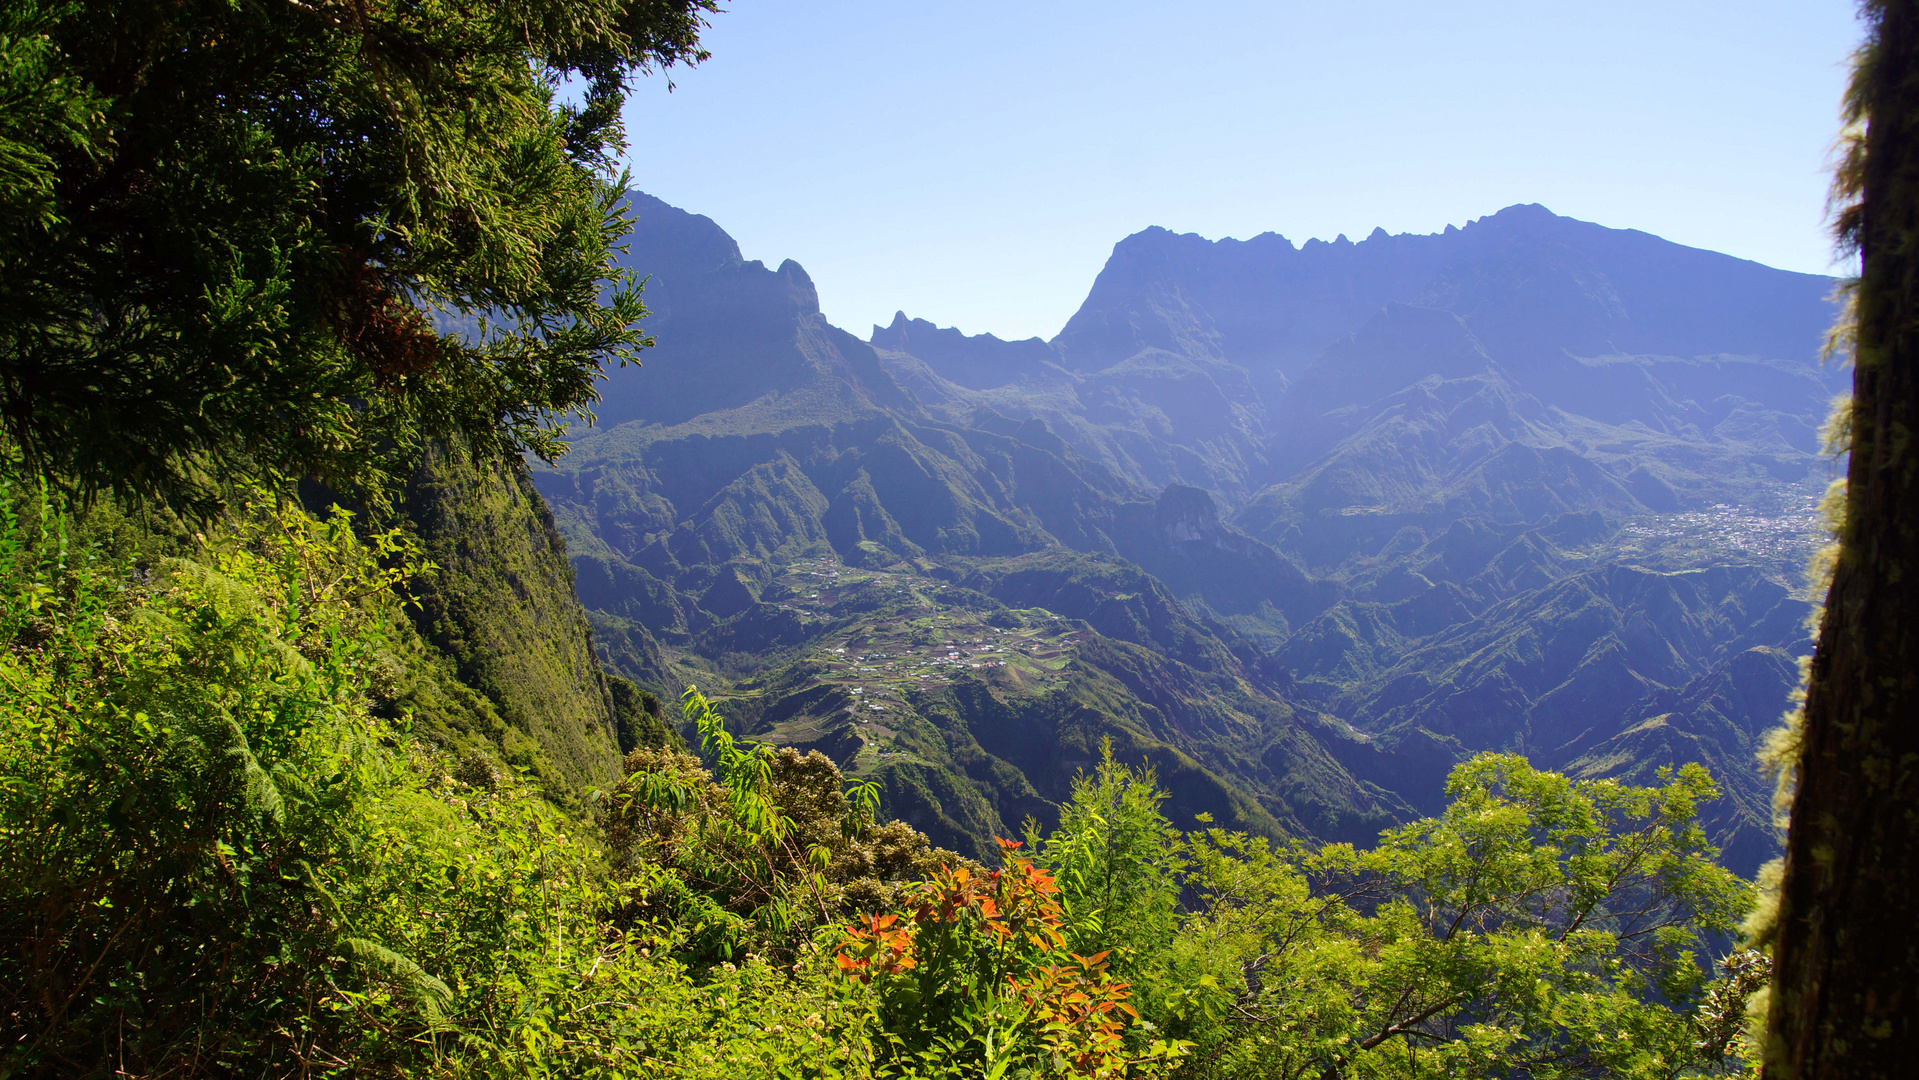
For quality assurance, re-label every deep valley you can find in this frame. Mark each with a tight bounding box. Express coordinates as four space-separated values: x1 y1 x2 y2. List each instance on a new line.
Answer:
536 192 1840 876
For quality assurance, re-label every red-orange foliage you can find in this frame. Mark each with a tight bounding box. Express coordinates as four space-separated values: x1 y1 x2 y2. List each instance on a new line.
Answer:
832 837 1151 1076
833 912 916 983
1015 951 1140 1078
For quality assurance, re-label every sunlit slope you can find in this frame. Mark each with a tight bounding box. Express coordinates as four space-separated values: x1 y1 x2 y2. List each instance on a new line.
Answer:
533 194 1385 858
540 193 1832 869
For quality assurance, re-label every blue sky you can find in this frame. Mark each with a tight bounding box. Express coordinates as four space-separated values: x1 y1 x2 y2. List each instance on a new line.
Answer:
621 0 1862 342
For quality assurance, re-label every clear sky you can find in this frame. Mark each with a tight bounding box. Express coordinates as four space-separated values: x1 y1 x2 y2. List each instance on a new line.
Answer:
621 0 1863 343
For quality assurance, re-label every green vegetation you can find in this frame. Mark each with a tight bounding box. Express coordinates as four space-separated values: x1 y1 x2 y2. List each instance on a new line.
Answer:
0 487 884 1077
537 193 1832 888
0 0 709 512
836 743 1762 1078
396 445 629 800
0 0 728 816
0 0 1830 1070
0 483 1769 1075
595 547 1390 860
0 490 603 1073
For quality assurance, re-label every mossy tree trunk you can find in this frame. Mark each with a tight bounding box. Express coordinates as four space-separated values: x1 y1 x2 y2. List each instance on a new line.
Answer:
1767 2 1919 1074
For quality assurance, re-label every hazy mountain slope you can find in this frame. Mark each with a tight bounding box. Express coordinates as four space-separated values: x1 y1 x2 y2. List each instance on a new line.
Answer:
529 191 1832 869
1054 203 1835 383
1274 518 1808 874
862 203 1834 871
871 327 1270 500
531 194 1389 858
587 193 920 431
870 313 1056 390
1238 300 1834 571
878 205 1840 508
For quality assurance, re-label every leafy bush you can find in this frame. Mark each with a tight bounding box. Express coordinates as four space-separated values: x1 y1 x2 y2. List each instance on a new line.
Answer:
0 482 1772 1077
0 485 426 1071
0 489 879 1077
605 687 953 961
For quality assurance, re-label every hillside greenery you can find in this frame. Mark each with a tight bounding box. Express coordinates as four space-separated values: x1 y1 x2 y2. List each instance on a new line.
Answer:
532 192 1833 884
0 480 1768 1076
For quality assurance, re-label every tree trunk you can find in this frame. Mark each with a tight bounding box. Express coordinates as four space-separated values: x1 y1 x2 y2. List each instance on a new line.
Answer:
1766 2 1919 1075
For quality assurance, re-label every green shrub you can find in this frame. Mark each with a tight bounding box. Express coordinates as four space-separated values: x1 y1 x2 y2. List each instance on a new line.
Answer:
0 482 1773 1078
605 688 952 962
1027 742 1185 1024
0 488 880 1078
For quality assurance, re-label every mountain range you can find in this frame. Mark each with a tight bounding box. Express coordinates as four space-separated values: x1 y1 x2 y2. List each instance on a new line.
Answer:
530 192 1839 875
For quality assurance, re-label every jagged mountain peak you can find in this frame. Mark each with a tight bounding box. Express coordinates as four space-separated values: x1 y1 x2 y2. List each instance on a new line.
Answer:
580 192 910 432
774 258 821 314
1054 203 1835 381
541 191 1825 871
623 190 745 274
868 311 1058 390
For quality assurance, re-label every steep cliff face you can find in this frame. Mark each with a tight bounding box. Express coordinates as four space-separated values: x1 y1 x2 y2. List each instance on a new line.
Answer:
394 446 626 800
587 192 921 433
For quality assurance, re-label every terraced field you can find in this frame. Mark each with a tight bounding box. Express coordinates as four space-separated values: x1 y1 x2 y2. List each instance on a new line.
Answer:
708 556 1098 772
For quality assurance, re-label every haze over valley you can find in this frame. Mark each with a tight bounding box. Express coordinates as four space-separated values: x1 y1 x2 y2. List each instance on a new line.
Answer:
538 193 1839 875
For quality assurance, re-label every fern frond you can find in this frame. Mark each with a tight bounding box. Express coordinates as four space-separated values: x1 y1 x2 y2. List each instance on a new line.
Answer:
344 936 455 1027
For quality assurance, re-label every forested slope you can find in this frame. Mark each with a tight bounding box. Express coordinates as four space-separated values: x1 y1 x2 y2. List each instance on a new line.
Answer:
392 448 634 797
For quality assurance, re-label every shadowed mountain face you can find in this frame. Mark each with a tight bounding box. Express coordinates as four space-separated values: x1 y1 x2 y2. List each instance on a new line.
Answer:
1054 203 1833 381
536 194 1834 874
587 192 920 432
885 205 1841 509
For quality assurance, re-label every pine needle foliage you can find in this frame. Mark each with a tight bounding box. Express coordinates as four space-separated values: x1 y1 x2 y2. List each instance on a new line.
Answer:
0 0 715 515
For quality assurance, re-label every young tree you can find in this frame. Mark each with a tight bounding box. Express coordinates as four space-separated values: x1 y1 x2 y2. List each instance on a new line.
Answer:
0 0 714 513
1177 756 1751 1079
1766 1 1919 1073
1031 741 1185 1013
